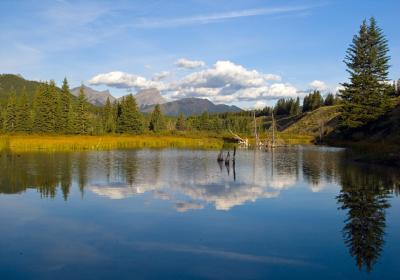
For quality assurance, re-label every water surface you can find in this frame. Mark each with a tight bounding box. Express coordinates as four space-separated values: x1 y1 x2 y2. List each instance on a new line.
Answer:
0 146 399 279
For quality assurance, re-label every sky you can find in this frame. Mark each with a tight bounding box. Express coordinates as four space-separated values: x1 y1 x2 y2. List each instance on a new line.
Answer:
0 0 399 108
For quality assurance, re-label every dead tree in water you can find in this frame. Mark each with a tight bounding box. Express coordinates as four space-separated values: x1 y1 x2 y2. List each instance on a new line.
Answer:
228 128 248 148
253 110 260 148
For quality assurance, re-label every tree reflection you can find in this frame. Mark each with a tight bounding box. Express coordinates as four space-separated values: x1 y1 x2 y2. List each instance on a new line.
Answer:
336 164 393 272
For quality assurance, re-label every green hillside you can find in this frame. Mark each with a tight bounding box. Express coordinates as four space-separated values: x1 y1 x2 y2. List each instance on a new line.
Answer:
0 74 43 102
282 105 341 137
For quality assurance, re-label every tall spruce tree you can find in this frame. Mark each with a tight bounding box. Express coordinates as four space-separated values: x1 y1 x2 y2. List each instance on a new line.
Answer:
103 97 116 133
15 90 30 132
59 78 71 133
117 94 143 134
176 112 186 131
75 85 89 134
340 18 391 128
324 93 335 106
33 82 57 133
4 91 17 132
149 104 165 132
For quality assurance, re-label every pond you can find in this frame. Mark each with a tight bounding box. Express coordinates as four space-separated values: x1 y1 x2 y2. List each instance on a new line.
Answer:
0 146 399 279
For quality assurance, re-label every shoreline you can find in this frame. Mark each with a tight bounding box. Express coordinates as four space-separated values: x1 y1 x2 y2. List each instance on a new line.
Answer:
0 133 315 153
0 134 225 153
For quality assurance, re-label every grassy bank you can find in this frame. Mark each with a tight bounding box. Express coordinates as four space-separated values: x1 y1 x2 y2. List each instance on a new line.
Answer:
0 134 225 152
0 132 316 153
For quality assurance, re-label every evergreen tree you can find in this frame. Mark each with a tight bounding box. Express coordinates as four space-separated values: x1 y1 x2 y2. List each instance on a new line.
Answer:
176 112 186 131
103 97 116 133
303 91 323 112
75 85 89 134
117 94 143 134
340 18 391 128
33 82 57 133
59 78 71 133
4 91 17 132
149 104 165 132
324 93 335 106
15 90 30 132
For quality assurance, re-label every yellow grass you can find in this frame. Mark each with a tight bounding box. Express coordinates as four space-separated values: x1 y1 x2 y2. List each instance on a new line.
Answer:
0 135 224 153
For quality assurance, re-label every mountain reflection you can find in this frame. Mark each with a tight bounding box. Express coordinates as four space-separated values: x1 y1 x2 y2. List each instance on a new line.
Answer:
1 147 400 272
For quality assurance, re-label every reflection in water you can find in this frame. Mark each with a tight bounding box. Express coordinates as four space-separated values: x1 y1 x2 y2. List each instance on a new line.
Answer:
336 164 393 272
1 147 400 274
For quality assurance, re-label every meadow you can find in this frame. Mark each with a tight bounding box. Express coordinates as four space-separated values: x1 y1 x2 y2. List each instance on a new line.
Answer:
0 132 314 153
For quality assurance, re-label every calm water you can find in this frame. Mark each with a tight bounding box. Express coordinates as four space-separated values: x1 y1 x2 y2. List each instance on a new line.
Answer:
0 146 399 279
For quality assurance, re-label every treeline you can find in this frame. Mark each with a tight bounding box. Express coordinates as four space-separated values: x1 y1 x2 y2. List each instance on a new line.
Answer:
256 91 340 118
0 78 255 135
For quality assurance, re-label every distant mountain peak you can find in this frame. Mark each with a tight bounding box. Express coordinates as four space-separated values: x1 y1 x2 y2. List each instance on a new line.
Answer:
141 97 241 116
71 85 116 106
133 88 167 108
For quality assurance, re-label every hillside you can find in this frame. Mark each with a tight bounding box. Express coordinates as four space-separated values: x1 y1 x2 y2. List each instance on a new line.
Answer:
141 98 242 116
328 103 400 144
0 74 43 102
282 106 341 137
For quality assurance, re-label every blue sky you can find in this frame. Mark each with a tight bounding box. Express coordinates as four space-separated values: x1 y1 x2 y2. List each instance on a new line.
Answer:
0 0 399 108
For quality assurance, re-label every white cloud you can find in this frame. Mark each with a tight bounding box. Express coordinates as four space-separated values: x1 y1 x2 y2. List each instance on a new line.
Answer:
254 101 267 109
175 58 205 69
89 60 298 104
152 71 171 81
169 60 297 103
88 71 165 90
309 80 328 91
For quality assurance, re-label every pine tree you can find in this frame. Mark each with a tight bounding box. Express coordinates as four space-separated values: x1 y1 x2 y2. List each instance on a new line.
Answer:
340 18 391 128
15 89 30 132
176 112 186 131
103 97 116 133
59 78 71 133
33 82 57 133
149 104 165 132
117 94 143 134
324 93 335 106
75 85 89 134
4 91 17 132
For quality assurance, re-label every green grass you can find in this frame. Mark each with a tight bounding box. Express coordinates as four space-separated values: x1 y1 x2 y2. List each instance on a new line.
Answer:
283 105 341 137
0 134 224 152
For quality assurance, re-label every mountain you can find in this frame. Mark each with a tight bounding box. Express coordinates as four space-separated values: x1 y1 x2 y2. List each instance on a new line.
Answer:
130 88 167 108
0 74 43 102
141 98 242 116
71 85 115 106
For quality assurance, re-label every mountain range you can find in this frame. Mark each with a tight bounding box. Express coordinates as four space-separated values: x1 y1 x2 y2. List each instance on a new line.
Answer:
141 98 242 116
70 84 241 116
0 74 242 116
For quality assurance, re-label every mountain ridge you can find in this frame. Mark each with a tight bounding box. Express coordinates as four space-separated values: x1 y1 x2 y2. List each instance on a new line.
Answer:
141 97 242 116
